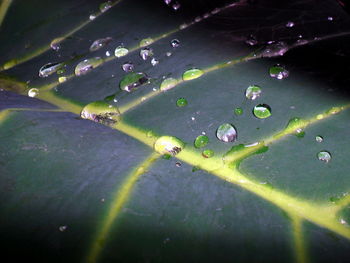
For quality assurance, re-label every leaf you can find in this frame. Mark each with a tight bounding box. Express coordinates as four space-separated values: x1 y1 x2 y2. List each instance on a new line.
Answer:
1 0 350 262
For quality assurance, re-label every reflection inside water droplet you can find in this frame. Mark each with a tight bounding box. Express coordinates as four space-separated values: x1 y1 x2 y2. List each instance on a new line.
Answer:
39 62 65 78
171 39 180 48
182 68 203 81
315 135 323 143
89 37 112 52
253 104 271 119
269 64 289 80
28 88 39 98
151 58 159 66
160 78 178 91
216 123 237 142
154 136 185 155
140 48 153 60
317 151 331 163
119 72 149 92
75 57 103 76
122 62 134 72
81 101 120 125
245 85 261 100
114 46 129 57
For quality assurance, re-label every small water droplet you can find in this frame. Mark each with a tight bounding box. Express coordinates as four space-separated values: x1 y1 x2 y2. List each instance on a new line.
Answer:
75 57 103 76
146 130 156 138
182 68 203 81
101 198 105 202
119 72 149 92
327 16 334 21
166 51 172 57
316 114 324 120
171 39 180 48
89 13 97 20
211 8 220 14
139 38 154 47
121 62 134 72
245 85 262 100
58 76 67 83
164 0 172 5
140 47 153 60
59 226 67 232
172 1 181 10
160 78 178 91
39 62 65 78
81 101 120 125
286 21 295 28
114 46 129 58
245 34 258 46
89 37 112 52
269 64 289 80
154 136 185 155
100 1 112 12
202 149 214 158
216 123 237 142
175 162 181 167
191 117 195 121
234 107 243 115
151 58 159 66
194 135 209 148
317 151 331 163
326 106 342 115
194 16 202 22
316 135 323 143
179 23 187 30
28 88 39 98
176 98 187 107
253 104 272 119
50 38 63 51
105 51 111 57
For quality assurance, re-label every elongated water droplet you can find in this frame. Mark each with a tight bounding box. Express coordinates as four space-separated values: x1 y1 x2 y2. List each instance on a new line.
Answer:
140 48 153 60
176 98 187 107
28 88 39 98
114 46 129 57
81 101 120 125
202 149 214 158
171 39 180 48
154 136 185 155
119 72 149 92
317 151 331 163
234 107 243 115
151 58 159 66
326 106 342 115
216 123 237 142
50 38 64 51
160 78 178 91
100 1 112 12
194 135 209 148
122 62 134 72
39 62 64 78
269 64 289 79
327 16 334 21
253 104 271 119
316 135 323 143
139 38 154 47
75 57 103 76
285 117 309 134
286 21 294 28
262 41 288 57
245 85 261 100
89 37 112 52
182 68 203 81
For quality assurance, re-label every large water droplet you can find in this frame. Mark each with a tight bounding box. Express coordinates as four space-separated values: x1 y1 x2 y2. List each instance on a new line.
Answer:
194 135 209 148
39 62 64 78
316 135 323 143
171 39 180 48
253 104 271 119
28 88 39 98
245 85 262 100
100 1 112 12
216 123 237 142
122 62 134 72
75 57 103 76
140 47 153 60
176 98 187 107
182 68 203 81
317 151 331 163
160 78 178 91
89 37 112 52
269 64 289 80
202 149 214 158
81 101 120 125
114 46 129 58
154 136 185 155
119 72 149 92
139 38 154 47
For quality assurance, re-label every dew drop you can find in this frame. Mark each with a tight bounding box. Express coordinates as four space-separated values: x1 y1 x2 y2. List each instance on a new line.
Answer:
139 38 154 47
105 51 111 57
59 226 67 232
151 58 159 66
286 21 294 28
285 117 308 135
179 23 187 30
75 57 103 76
100 1 112 12
166 51 172 57
194 135 209 148
114 46 129 58
182 68 203 81
50 38 63 51
172 1 181 10
326 106 342 115
89 13 97 20
89 37 112 52
261 41 288 57
245 34 258 46
216 123 237 142
171 39 180 48
245 85 262 100
28 88 39 98
121 62 134 72
317 151 331 163
164 0 172 5
327 16 334 21
119 72 149 92
269 64 289 80
140 48 153 60
58 76 67 83
234 107 243 116
160 78 178 91
316 135 323 143
81 101 120 125
39 62 65 78
175 162 181 167
176 98 187 107
154 136 185 155
253 104 271 119
202 149 214 158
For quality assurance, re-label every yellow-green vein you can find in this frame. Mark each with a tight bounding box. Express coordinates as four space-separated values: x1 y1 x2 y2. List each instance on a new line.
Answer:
0 0 12 27
291 216 309 263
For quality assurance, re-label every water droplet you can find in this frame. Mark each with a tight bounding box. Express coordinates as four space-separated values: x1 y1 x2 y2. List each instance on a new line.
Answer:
146 130 156 138
100 1 112 12
253 104 272 119
327 16 334 21
269 64 289 80
121 62 134 72
172 1 181 10
139 38 154 47
59 225 67 232
316 114 324 120
58 76 67 83
179 23 188 30
89 37 112 52
317 151 331 163
286 21 294 28
234 107 243 115
105 51 111 57
154 136 185 155
202 149 214 158
81 101 120 125
171 39 180 48
39 62 64 78
75 57 103 76
194 135 209 148
140 48 153 60
316 135 323 143
262 41 288 57
176 98 187 107
119 72 149 92
245 34 258 46
56 68 65 75
114 46 129 57
175 162 181 167
28 88 39 98
182 68 203 81
160 78 178 91
216 123 237 142
245 85 262 100
285 117 308 135
50 38 63 51
89 13 97 20
164 0 172 5
211 8 220 14
166 51 172 57
151 58 159 66
326 106 342 115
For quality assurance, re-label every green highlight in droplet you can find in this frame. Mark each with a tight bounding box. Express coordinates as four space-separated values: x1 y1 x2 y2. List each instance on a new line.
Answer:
194 135 209 148
75 57 103 76
176 98 188 107
182 68 203 81
119 72 149 92
253 104 271 119
285 117 309 133
234 107 243 115
80 101 120 125
114 46 129 58
139 37 154 47
160 78 178 91
202 149 214 158
154 136 185 155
